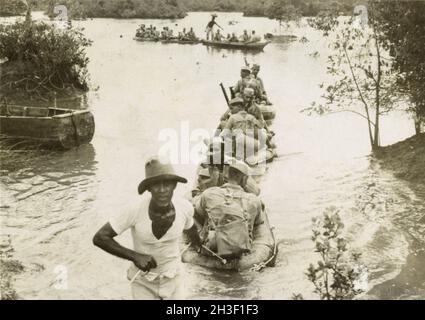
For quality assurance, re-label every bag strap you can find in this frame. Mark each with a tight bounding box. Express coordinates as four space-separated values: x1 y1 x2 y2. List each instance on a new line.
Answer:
225 186 249 221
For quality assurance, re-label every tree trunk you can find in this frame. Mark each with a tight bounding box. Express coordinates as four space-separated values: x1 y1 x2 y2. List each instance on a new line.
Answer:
373 25 382 150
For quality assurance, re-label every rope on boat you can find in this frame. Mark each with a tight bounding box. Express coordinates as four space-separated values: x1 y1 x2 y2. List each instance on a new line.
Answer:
249 209 279 273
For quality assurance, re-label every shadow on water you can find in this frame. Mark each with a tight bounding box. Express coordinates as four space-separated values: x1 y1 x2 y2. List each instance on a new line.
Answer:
368 242 425 299
204 45 265 57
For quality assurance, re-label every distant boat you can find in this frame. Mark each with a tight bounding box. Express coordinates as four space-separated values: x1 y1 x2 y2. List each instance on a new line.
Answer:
0 105 95 149
160 39 201 45
264 33 297 42
202 40 270 51
133 36 159 42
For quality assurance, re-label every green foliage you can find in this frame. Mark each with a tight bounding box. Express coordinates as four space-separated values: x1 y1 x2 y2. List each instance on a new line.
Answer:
46 0 186 19
41 0 360 20
307 207 365 300
305 11 402 150
0 0 28 16
373 1 425 134
0 19 92 101
265 0 302 26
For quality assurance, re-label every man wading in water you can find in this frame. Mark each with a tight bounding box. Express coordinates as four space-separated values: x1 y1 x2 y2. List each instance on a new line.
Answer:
93 157 201 299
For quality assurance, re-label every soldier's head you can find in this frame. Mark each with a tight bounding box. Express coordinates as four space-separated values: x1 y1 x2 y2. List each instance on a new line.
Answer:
229 97 244 114
240 66 251 78
138 157 187 208
227 160 250 187
242 87 255 104
252 64 260 76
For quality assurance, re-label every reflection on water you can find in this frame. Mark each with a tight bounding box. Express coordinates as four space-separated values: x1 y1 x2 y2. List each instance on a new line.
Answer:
0 12 424 300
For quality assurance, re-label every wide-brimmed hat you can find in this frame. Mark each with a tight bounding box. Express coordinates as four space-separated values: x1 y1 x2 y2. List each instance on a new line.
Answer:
138 157 187 194
229 159 251 176
241 66 251 73
229 97 244 106
198 168 211 178
211 13 218 17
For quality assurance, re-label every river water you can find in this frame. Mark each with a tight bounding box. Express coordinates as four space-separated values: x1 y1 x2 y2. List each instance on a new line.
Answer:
1 12 424 300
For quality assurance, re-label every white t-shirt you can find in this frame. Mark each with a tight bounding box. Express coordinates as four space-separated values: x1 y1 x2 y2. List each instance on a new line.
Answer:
109 196 194 276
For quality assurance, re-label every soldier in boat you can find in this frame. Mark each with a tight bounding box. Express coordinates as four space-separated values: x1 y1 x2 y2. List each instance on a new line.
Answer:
241 30 251 42
219 97 268 159
229 32 239 42
193 160 265 259
214 29 224 42
192 135 261 199
187 27 197 41
251 64 271 105
167 27 174 39
250 31 262 43
232 66 253 98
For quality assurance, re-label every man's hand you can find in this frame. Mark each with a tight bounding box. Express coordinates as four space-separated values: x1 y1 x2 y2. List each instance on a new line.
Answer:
132 252 157 272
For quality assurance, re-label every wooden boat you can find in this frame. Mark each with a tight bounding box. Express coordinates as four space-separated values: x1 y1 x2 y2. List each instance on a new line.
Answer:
161 39 201 45
202 40 270 51
0 104 95 149
182 209 277 271
264 33 297 42
133 36 159 42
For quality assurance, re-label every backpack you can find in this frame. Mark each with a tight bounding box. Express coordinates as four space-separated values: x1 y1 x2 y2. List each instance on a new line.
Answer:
206 187 252 258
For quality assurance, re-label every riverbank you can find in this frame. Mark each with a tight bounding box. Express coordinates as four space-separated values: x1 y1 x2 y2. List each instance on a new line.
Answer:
375 133 425 184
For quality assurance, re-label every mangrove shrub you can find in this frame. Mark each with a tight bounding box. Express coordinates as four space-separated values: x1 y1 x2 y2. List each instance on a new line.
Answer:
0 18 92 101
307 207 366 300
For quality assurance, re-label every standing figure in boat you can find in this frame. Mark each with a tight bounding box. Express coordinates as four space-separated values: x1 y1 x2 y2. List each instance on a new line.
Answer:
193 160 265 259
205 13 222 41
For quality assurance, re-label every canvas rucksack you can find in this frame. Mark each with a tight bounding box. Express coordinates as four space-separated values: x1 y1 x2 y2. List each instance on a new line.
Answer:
205 186 252 258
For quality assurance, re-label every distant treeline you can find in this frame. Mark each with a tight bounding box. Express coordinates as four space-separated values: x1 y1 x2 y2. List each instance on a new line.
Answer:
181 0 360 17
44 0 186 19
0 0 27 16
0 0 362 19
27 0 360 19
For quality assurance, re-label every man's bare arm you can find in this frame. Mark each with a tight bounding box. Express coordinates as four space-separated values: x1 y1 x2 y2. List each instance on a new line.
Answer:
93 223 157 271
